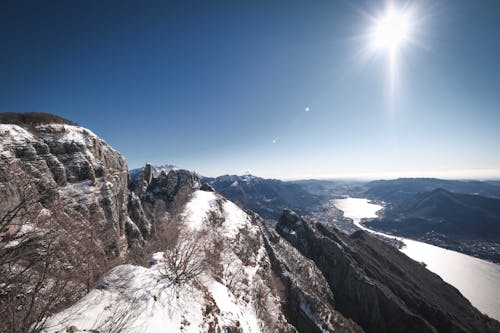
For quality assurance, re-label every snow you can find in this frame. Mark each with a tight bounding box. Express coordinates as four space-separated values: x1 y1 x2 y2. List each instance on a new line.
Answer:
206 279 260 333
181 190 251 239
222 199 250 238
4 224 35 248
230 180 238 187
36 124 99 146
42 250 264 333
42 261 207 333
42 190 274 333
0 124 36 145
0 125 36 157
300 299 328 333
182 190 218 230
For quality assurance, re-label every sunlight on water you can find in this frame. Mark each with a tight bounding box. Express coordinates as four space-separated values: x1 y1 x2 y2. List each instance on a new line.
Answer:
334 197 500 321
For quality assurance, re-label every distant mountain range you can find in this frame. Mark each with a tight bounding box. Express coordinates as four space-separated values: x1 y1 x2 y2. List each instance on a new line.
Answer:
365 188 500 263
373 188 500 238
2 112 500 331
129 164 179 180
201 174 322 219
363 178 500 204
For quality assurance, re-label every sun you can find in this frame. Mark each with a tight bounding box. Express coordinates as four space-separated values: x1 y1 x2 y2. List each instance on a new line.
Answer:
364 4 417 98
372 7 412 52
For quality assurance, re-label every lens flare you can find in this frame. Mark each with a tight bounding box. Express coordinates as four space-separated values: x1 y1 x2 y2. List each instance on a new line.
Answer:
373 7 411 51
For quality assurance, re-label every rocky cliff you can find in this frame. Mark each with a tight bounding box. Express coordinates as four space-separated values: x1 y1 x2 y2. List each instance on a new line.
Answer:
0 121 145 252
41 189 363 333
276 209 500 333
2 114 499 332
0 120 201 252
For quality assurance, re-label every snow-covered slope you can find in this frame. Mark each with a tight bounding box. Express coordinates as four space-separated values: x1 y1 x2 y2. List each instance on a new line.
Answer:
41 190 292 332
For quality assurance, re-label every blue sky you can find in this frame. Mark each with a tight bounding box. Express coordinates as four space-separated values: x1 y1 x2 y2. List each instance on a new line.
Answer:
1 0 500 179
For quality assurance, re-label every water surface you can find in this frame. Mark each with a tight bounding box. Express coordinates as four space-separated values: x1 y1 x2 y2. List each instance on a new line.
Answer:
334 197 500 321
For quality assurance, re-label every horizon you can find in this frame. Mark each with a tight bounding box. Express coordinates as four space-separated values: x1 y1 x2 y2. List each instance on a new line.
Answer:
2 1 500 179
131 160 500 181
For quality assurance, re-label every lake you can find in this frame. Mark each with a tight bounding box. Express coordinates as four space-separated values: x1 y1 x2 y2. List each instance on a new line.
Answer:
333 197 500 321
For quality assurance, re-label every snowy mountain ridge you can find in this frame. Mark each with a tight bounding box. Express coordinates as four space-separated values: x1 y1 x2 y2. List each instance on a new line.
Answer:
41 189 328 332
2 114 499 333
129 164 180 181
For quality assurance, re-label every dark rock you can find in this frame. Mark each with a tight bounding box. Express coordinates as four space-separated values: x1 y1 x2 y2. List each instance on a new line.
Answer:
276 209 500 333
0 122 149 251
260 221 363 333
200 183 215 192
140 168 200 207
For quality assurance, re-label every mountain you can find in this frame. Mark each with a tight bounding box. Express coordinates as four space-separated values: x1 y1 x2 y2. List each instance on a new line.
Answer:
289 179 365 197
0 116 202 332
2 113 499 332
365 188 500 262
202 174 321 219
0 119 144 248
364 178 500 204
276 209 500 332
41 190 362 333
129 164 179 181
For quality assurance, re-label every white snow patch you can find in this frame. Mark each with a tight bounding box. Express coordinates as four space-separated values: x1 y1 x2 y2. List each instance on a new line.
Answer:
182 191 251 239
182 190 218 230
222 200 250 238
230 180 238 187
36 124 99 146
207 279 260 333
42 261 207 333
0 124 36 145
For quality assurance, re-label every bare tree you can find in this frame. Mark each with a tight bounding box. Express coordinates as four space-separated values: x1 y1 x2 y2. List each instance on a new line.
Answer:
91 297 140 333
0 165 122 333
159 230 206 284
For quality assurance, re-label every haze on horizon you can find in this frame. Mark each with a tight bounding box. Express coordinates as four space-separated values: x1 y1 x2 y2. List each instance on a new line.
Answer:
1 0 500 180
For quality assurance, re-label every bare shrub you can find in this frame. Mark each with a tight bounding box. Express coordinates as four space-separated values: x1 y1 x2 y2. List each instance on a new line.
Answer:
0 166 123 333
160 231 207 284
169 190 192 217
0 112 77 126
91 298 140 333
148 220 181 254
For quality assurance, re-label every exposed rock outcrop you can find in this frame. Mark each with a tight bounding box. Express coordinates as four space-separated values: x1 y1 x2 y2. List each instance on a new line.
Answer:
276 208 500 333
41 190 363 333
200 183 215 192
0 123 145 250
3 114 499 332
259 218 362 332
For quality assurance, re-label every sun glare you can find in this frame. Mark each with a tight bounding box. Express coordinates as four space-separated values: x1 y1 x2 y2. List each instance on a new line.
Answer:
365 4 416 99
373 7 411 51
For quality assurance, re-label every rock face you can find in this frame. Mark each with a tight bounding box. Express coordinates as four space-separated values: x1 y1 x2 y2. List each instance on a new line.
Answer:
276 209 500 333
0 123 145 250
42 190 363 333
0 122 202 250
128 163 201 236
260 219 362 333
3 115 499 332
129 163 200 205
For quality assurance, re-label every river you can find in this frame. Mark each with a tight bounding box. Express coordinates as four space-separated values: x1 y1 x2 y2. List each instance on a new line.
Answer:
333 197 500 321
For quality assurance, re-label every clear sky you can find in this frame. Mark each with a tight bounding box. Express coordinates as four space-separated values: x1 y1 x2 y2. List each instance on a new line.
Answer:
1 0 500 179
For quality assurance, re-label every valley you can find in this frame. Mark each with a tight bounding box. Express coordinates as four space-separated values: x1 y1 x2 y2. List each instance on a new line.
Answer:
1 114 500 332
